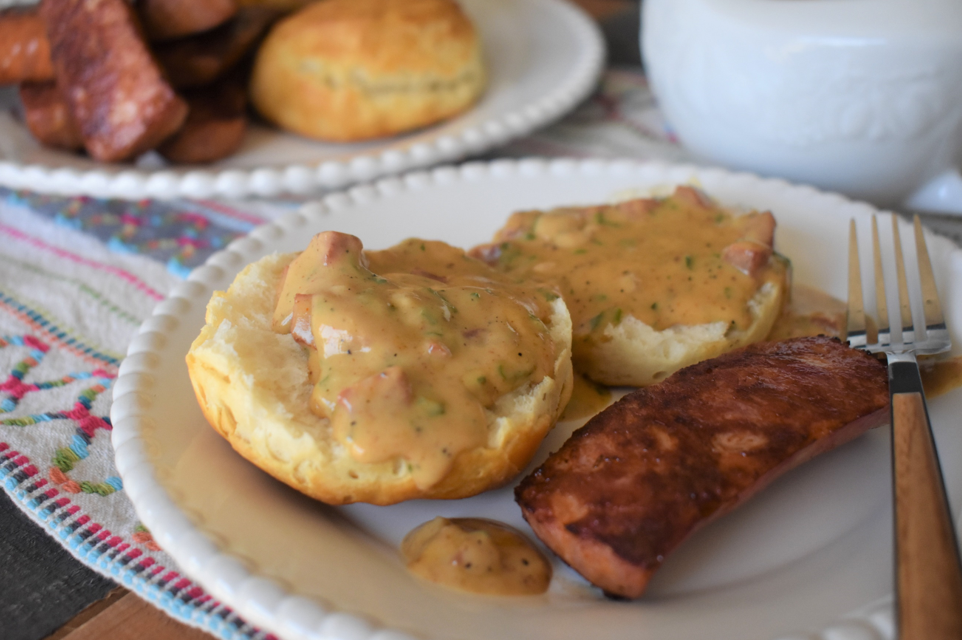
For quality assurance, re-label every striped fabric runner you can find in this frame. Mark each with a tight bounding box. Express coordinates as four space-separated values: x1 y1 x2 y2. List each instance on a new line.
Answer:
0 193 277 639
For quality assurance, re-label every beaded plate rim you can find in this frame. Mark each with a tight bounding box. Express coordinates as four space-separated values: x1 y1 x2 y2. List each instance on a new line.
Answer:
0 0 604 200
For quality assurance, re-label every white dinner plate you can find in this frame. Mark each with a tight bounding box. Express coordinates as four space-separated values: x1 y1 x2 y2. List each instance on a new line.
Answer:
111 158 962 640
0 0 603 200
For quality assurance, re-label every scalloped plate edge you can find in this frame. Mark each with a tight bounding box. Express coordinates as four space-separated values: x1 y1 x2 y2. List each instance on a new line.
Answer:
108 157 957 640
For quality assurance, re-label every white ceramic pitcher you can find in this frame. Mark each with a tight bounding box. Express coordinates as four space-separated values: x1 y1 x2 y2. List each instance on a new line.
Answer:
642 0 962 213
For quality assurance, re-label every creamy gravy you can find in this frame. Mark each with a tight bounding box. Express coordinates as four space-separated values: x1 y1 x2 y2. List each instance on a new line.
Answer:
767 284 848 341
768 286 962 398
471 187 786 343
274 232 558 489
920 356 962 399
561 371 612 421
401 517 552 595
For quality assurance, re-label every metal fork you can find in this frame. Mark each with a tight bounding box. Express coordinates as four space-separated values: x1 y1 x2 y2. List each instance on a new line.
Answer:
848 215 962 639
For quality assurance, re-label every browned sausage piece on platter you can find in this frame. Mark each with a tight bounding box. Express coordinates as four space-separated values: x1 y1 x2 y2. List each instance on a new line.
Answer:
19 81 82 150
139 0 238 42
0 6 54 84
157 75 247 164
40 0 188 162
153 6 279 89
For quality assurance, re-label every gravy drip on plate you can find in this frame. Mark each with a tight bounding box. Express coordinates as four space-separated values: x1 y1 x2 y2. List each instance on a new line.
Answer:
920 356 962 398
273 232 558 489
767 284 848 341
766 284 962 398
560 371 612 421
401 517 552 595
765 284 962 398
471 186 785 343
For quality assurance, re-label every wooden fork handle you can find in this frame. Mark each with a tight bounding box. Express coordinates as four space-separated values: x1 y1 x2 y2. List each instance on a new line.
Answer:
892 391 962 640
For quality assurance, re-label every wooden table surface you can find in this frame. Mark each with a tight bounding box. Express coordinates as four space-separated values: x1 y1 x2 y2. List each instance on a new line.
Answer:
27 2 636 639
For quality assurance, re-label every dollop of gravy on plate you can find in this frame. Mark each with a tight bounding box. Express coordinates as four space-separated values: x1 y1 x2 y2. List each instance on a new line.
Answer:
401 517 552 595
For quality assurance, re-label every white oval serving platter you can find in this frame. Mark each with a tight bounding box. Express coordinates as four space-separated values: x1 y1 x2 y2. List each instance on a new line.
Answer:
0 0 603 200
111 158 962 640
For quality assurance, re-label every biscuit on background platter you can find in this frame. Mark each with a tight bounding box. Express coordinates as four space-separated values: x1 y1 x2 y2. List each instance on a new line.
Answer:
250 0 486 141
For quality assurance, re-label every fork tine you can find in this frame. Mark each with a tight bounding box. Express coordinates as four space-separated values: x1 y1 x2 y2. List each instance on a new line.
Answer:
847 219 867 348
913 215 946 335
872 216 891 347
891 216 915 344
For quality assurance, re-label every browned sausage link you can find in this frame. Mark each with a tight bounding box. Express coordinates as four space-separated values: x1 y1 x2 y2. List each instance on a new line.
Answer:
157 75 247 164
153 6 280 89
139 0 238 41
40 0 188 162
0 6 53 84
515 336 890 599
19 81 82 150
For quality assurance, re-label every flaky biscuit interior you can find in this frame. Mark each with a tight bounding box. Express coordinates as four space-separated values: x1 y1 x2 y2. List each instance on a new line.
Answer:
576 281 785 386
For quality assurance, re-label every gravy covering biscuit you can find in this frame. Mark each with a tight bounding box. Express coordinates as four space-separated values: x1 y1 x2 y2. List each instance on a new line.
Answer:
471 187 788 386
187 232 572 505
249 0 486 141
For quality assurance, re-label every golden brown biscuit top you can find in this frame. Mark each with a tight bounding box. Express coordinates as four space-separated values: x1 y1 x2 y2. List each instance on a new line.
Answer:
273 231 560 490
267 0 479 77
